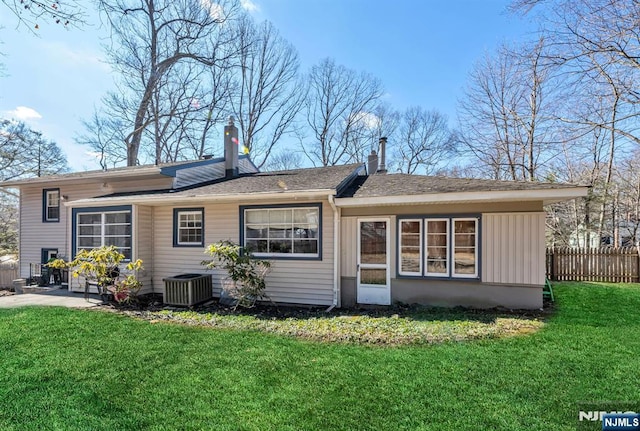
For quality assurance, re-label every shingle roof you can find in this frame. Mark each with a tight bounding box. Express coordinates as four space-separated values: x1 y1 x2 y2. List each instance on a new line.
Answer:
340 173 584 198
104 163 364 199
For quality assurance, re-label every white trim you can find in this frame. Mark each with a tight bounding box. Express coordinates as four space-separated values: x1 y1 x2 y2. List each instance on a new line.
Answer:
45 190 60 221
243 206 321 258
176 209 204 246
66 190 335 207
425 218 450 277
76 210 132 260
398 219 423 276
327 194 340 310
335 187 589 207
357 218 391 305
451 217 478 278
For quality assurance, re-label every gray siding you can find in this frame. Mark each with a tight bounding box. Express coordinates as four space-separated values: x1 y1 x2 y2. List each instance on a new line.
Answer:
152 200 335 306
172 158 258 189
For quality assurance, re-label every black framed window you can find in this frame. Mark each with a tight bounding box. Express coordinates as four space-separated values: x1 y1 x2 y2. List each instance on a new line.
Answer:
173 208 204 247
43 189 60 222
242 204 321 259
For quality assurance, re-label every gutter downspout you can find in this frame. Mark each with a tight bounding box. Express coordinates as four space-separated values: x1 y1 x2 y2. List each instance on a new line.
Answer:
327 194 340 312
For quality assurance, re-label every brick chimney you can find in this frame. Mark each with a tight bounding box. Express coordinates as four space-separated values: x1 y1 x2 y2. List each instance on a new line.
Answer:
378 137 387 174
224 116 239 178
367 150 378 175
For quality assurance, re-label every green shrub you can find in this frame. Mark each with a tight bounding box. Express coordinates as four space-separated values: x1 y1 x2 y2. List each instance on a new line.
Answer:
202 240 271 309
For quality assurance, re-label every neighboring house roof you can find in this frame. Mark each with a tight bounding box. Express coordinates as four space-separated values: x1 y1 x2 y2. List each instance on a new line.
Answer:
69 163 365 206
335 173 589 206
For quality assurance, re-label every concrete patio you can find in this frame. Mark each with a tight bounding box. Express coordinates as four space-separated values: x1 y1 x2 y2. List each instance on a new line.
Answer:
0 288 101 308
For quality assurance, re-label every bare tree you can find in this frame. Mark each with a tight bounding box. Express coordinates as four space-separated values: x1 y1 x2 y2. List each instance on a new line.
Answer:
76 109 127 169
304 58 384 166
457 39 563 181
231 16 304 168
0 119 68 180
393 107 454 175
345 102 400 165
0 119 69 252
1 0 86 30
97 0 240 165
264 150 303 171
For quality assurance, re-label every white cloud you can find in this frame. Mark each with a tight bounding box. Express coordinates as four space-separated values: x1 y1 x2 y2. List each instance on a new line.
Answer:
352 111 380 129
241 0 259 12
6 106 42 121
200 0 224 19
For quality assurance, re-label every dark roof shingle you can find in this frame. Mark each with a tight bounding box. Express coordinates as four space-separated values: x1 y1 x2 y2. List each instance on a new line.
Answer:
340 173 584 198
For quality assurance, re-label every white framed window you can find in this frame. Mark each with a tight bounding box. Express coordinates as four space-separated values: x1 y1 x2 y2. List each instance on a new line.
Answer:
397 216 479 279
76 210 132 260
174 208 204 247
43 189 60 222
243 205 320 258
399 219 422 276
425 218 450 277
452 218 478 278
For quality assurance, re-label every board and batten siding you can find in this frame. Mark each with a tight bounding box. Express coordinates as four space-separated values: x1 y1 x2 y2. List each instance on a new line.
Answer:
481 212 546 286
152 200 335 306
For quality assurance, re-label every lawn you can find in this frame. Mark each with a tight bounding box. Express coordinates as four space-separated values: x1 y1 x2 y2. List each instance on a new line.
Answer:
0 282 638 430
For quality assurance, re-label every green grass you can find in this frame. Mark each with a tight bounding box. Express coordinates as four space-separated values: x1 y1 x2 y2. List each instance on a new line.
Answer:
0 281 638 430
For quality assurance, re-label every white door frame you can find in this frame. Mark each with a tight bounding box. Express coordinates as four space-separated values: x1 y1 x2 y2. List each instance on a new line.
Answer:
356 218 391 305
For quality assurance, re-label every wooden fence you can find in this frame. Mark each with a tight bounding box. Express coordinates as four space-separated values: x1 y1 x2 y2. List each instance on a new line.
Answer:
546 247 640 283
0 257 18 288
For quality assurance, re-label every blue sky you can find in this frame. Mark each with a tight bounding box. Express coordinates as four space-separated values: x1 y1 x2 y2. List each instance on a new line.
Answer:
0 0 536 172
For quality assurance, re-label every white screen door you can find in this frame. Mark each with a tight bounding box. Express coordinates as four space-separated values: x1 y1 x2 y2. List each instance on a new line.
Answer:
357 219 390 305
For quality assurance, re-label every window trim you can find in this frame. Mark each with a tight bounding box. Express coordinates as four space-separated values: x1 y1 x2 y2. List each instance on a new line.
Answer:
239 203 322 260
396 215 481 280
425 218 450 277
398 219 423 276
71 205 133 260
451 217 479 279
173 207 205 247
42 188 60 223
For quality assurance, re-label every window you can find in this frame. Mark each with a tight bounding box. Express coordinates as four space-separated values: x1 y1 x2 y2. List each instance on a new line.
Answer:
173 208 204 247
426 219 449 276
398 216 478 279
242 204 321 258
74 207 132 260
43 189 60 222
399 219 422 276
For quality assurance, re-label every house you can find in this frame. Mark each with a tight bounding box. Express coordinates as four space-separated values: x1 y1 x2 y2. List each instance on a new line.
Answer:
0 118 588 309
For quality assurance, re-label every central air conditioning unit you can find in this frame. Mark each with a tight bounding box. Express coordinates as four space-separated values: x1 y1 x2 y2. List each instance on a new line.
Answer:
163 273 213 306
